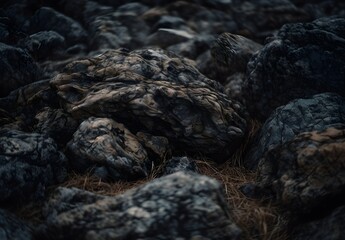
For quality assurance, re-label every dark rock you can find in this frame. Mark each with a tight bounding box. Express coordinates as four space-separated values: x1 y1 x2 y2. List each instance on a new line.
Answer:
160 156 198 176
244 17 345 119
223 72 246 104
0 42 40 97
17 31 65 61
147 28 195 48
116 2 150 16
38 172 242 240
152 15 187 32
292 205 345 240
245 93 345 169
51 48 247 162
25 7 87 45
211 33 262 74
67 117 151 181
253 126 345 215
0 129 67 203
0 209 33 240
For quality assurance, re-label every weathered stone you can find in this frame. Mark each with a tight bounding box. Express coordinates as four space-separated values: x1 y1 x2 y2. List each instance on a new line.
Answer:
51 48 247 162
0 129 67 203
244 17 345 119
67 117 151 181
38 172 242 240
211 33 262 74
0 209 33 240
245 93 345 169
160 156 198 176
0 42 40 97
25 7 87 45
251 127 345 215
292 205 345 240
18 31 65 61
115 2 150 16
152 15 187 32
147 28 195 48
223 72 246 104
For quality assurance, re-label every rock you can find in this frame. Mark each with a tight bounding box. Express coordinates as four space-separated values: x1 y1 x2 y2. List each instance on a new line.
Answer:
0 129 67 203
51 48 247 162
252 126 345 215
38 172 242 240
244 17 345 119
211 33 262 74
152 15 187 32
116 2 150 16
0 42 40 97
160 156 198 176
0 209 33 240
223 73 246 104
245 93 345 169
292 205 345 240
67 117 151 181
17 31 66 61
25 7 87 45
147 28 194 48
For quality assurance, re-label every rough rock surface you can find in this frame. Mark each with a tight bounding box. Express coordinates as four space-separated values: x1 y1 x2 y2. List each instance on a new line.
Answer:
245 93 345 169
252 127 345 215
0 42 40 97
244 17 345 119
160 156 198 176
0 209 33 240
0 129 67 203
67 117 151 181
38 172 242 240
51 48 247 162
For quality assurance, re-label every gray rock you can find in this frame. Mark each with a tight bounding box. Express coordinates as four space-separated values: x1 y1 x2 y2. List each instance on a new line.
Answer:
25 7 87 45
245 93 345 169
51 48 247 162
152 15 187 32
147 28 195 48
0 129 67 203
0 42 40 97
116 2 150 16
244 17 345 119
0 209 33 240
67 117 151 181
251 126 345 215
223 73 246 104
160 156 198 176
292 205 345 240
38 172 242 240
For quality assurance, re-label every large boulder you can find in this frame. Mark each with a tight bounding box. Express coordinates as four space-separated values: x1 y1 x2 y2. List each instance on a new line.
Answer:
0 43 40 97
51 48 247 162
245 93 345 169
37 172 242 240
0 129 67 203
67 117 151 181
244 17 345 119
0 209 33 240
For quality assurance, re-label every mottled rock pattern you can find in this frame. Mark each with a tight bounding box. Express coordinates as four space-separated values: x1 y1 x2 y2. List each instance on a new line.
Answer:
136 132 171 163
67 117 151 181
51 48 247 162
244 17 345 119
161 156 198 176
0 129 67 203
245 93 345 169
0 42 40 97
0 209 33 240
253 127 345 214
38 172 242 240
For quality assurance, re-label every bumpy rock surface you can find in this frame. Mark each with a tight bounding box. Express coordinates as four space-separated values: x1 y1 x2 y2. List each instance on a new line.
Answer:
0 43 40 97
160 156 198 176
0 129 67 203
51 48 247 162
67 117 151 181
292 205 345 240
0 209 33 240
245 93 345 169
252 127 345 215
244 17 345 119
38 172 242 240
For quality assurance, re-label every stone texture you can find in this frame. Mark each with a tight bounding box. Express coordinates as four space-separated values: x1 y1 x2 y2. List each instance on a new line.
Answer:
244 17 345 119
0 209 33 240
37 172 242 240
160 156 198 176
51 48 247 162
0 129 67 203
252 127 345 215
147 28 195 48
245 93 345 169
0 42 40 97
67 117 151 181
